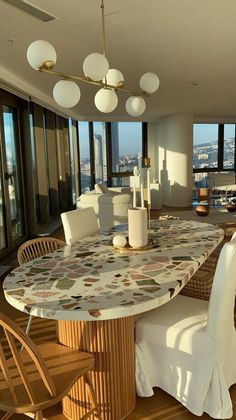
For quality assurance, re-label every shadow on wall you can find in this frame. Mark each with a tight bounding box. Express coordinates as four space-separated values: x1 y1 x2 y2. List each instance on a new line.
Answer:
160 158 191 207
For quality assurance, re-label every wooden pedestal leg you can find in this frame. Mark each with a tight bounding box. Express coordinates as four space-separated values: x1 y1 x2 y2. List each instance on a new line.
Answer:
57 317 136 420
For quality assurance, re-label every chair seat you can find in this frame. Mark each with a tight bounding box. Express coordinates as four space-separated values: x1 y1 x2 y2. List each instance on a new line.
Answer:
0 341 94 413
136 295 235 417
137 295 211 353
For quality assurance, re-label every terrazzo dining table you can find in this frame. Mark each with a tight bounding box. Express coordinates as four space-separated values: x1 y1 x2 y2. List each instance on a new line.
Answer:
3 220 224 420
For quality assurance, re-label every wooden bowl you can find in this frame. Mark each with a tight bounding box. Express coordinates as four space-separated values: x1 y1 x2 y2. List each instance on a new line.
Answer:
195 205 209 217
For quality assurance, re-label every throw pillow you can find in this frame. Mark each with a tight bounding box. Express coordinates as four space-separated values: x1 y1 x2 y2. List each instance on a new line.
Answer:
95 183 109 194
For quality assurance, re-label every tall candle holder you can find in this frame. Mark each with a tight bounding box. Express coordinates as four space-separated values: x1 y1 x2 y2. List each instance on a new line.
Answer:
143 157 152 239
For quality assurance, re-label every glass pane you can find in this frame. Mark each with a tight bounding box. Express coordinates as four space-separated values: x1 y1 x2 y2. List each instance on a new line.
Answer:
93 122 107 184
111 176 130 187
111 122 142 173
224 124 235 169
193 124 218 169
78 122 91 193
0 157 6 250
69 119 76 204
193 172 209 201
3 105 24 241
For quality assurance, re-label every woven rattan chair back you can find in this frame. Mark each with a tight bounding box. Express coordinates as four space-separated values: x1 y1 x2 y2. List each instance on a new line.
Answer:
0 313 100 420
17 237 65 265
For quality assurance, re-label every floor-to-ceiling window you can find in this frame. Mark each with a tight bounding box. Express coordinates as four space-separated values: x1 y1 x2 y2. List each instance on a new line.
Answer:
0 88 79 258
111 122 143 186
223 124 235 170
193 123 236 190
93 122 107 184
0 91 27 256
78 121 146 191
78 122 92 193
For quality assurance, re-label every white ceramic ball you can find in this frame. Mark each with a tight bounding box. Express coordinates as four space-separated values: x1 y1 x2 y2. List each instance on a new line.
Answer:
112 235 127 248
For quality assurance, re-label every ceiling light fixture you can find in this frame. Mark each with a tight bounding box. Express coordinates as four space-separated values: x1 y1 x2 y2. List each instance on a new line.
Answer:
26 0 160 116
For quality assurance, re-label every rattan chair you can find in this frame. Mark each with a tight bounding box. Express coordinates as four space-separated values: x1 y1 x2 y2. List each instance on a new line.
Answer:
0 312 100 420
17 237 66 266
17 237 66 335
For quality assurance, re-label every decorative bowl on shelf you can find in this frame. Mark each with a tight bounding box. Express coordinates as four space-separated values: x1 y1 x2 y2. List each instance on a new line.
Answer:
225 204 236 212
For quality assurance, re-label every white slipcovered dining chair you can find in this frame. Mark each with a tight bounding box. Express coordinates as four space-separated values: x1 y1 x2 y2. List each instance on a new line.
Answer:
61 207 99 245
135 236 236 419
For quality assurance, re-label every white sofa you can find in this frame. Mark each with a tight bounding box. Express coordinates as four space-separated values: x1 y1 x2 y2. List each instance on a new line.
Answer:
76 187 132 228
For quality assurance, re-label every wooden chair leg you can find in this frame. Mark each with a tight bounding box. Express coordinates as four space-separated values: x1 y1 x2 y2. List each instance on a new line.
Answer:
84 372 102 420
34 410 43 420
1 412 14 420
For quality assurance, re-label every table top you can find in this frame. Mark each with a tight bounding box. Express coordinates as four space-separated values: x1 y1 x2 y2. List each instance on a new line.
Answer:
3 220 224 321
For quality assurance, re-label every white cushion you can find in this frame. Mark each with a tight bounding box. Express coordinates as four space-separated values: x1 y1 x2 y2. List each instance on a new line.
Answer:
95 183 109 194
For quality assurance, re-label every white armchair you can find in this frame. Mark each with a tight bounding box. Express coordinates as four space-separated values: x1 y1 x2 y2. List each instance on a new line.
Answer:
76 187 132 229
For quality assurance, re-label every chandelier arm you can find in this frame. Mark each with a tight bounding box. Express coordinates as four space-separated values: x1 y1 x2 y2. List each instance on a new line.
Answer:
39 66 149 97
101 0 107 57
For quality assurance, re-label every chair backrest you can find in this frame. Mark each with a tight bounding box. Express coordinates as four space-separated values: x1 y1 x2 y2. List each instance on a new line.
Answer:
207 236 236 344
17 237 66 265
0 312 56 408
61 207 99 245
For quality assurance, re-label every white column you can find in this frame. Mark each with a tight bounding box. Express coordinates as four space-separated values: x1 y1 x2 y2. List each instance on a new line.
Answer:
148 114 193 208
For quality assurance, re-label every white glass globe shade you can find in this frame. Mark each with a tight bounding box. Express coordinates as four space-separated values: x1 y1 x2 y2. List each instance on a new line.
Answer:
112 234 127 248
83 53 109 81
139 72 160 93
94 88 118 113
125 96 146 117
53 80 81 108
27 40 57 70
105 69 124 87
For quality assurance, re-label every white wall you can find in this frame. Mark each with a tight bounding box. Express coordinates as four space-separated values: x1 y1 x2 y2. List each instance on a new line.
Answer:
148 113 193 207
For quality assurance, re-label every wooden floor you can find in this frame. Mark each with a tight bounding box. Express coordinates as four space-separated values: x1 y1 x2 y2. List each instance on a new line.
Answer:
1 209 236 419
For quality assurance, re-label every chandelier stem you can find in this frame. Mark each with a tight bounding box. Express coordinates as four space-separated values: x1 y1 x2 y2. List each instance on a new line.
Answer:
39 66 149 97
101 0 107 57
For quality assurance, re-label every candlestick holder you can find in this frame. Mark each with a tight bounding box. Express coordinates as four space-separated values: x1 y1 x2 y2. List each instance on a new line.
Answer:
142 157 152 240
147 202 151 239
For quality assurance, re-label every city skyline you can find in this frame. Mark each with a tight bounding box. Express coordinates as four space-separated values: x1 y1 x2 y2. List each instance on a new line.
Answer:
79 122 142 158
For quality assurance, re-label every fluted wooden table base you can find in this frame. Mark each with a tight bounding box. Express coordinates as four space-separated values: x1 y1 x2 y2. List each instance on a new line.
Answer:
58 317 136 420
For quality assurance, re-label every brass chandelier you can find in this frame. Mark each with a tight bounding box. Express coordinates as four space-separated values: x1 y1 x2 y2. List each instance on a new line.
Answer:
26 0 160 116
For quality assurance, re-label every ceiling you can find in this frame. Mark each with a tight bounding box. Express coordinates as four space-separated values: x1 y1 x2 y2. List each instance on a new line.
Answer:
1 0 236 122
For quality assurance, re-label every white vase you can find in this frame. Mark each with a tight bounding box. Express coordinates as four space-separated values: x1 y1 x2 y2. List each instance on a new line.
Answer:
128 207 148 248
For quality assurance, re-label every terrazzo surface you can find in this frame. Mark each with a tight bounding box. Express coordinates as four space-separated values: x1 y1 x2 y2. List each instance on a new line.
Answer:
3 220 224 321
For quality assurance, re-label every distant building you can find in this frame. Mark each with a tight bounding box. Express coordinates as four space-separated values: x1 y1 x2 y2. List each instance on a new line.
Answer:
198 153 208 160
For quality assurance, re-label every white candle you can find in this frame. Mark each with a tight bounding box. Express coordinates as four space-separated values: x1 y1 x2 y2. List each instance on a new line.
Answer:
140 177 144 207
133 185 137 208
147 168 151 205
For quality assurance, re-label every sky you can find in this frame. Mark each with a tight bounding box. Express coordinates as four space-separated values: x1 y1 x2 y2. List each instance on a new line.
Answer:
194 123 235 145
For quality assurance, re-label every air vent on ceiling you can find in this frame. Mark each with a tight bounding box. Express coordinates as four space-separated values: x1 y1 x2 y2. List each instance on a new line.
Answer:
3 0 59 22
